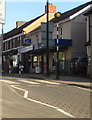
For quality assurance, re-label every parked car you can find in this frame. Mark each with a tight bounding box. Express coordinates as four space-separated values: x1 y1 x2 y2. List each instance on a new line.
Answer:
70 56 88 75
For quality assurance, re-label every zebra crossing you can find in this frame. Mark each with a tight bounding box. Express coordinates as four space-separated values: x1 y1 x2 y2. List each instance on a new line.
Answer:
0 76 60 86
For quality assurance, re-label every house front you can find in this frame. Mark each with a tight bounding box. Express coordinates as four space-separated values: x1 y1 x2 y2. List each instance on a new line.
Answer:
84 7 92 78
51 1 92 74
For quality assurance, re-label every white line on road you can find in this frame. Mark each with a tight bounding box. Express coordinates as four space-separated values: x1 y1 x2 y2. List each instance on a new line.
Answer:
28 85 40 86
24 91 28 98
10 85 75 118
0 80 20 84
34 80 60 85
76 86 92 92
66 85 92 92
17 79 40 85
46 85 59 87
27 98 75 118
11 85 27 92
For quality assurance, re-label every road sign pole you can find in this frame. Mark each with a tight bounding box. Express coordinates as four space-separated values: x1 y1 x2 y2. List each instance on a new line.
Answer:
54 12 62 79
56 22 59 79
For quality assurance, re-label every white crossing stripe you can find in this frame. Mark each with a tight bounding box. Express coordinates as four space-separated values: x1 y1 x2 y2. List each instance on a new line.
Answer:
17 79 40 85
34 80 60 85
0 80 20 84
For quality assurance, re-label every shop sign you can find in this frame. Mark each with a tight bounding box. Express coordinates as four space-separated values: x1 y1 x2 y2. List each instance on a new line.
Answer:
23 38 31 45
34 43 44 50
18 45 34 54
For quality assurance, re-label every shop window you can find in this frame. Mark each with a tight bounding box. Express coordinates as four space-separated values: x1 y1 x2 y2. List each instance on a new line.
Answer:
3 56 7 61
59 52 65 70
12 55 18 67
32 56 37 68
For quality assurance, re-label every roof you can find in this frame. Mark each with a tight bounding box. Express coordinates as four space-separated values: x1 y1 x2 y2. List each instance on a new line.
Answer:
51 1 92 23
3 13 45 40
84 7 92 15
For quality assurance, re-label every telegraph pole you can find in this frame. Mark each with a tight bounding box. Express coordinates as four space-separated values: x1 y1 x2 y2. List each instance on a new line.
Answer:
46 0 49 76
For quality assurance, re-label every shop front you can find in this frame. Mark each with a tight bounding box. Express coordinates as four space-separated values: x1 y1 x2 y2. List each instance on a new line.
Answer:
3 49 19 73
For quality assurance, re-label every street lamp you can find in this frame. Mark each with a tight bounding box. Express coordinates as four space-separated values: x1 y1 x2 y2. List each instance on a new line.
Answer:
54 12 62 79
46 0 49 76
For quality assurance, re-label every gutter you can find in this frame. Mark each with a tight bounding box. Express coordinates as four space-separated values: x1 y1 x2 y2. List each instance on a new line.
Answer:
69 4 91 20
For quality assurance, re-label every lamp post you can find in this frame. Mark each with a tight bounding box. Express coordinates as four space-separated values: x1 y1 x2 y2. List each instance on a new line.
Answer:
0 0 6 74
54 12 61 79
0 23 4 74
46 0 49 76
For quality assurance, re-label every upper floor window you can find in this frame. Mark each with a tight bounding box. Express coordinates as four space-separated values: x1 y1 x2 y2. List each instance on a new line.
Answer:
8 40 10 49
36 34 39 43
61 28 62 35
13 39 15 48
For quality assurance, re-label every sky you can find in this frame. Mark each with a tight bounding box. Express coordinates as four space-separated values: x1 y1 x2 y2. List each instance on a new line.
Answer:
3 0 90 33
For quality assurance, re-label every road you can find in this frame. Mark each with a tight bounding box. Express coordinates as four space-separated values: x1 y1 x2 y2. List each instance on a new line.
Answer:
0 76 91 118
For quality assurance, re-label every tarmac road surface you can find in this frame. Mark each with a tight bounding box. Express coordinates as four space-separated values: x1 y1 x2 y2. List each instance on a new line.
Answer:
1 76 91 118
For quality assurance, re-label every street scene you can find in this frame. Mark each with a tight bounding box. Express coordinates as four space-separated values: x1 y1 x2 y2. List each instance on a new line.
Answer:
1 75 91 118
0 0 92 119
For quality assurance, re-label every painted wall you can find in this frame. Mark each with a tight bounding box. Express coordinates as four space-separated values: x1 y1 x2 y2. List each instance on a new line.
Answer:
90 14 92 78
53 21 71 39
30 28 41 45
71 14 87 57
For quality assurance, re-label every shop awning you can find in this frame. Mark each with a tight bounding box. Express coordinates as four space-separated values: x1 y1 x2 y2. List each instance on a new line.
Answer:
53 39 72 46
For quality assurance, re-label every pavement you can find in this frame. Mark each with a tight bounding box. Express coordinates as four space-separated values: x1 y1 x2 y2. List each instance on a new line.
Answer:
2 73 92 89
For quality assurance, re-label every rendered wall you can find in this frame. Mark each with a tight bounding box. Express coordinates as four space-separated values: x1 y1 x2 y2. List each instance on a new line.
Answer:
71 14 87 57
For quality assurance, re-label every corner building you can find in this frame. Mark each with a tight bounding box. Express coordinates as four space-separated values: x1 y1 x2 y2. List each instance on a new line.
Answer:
3 2 92 75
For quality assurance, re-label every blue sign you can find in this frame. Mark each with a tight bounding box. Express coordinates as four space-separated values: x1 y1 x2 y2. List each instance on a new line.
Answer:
23 38 31 45
34 43 45 50
53 39 72 47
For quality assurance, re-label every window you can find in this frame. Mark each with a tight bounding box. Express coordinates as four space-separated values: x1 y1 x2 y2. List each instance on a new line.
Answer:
3 43 5 51
61 28 62 36
12 55 18 67
19 36 21 46
5 42 7 50
13 39 15 48
8 40 10 49
3 56 7 61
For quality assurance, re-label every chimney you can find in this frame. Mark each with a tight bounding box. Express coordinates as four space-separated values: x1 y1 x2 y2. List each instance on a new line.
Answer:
16 21 26 28
45 3 56 14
